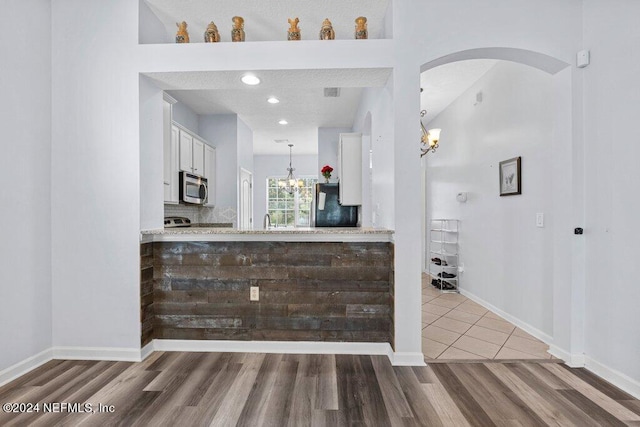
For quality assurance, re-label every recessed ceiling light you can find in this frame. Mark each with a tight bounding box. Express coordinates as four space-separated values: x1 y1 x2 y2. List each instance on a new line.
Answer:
267 97 280 104
241 74 260 85
278 119 288 125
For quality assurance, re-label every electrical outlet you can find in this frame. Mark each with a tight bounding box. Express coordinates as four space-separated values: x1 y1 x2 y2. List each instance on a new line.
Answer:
250 286 259 301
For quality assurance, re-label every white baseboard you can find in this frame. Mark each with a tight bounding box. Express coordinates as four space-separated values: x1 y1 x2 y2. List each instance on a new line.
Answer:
547 345 585 367
0 349 54 388
154 339 392 357
140 342 155 361
391 352 427 366
584 356 640 399
459 289 554 346
52 346 144 362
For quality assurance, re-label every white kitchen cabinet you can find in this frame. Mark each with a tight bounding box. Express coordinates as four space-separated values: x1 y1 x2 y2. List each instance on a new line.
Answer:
338 132 363 205
192 138 205 176
163 124 180 204
179 130 193 173
178 127 206 177
162 94 179 205
204 144 216 207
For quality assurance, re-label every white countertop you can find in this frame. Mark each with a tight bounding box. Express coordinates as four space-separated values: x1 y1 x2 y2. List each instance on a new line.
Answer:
140 227 394 243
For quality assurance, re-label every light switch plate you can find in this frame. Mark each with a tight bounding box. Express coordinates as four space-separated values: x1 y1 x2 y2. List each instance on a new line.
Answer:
536 213 544 228
250 286 259 301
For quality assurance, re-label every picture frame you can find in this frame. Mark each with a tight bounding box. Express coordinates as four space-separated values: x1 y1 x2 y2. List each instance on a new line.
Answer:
499 156 521 196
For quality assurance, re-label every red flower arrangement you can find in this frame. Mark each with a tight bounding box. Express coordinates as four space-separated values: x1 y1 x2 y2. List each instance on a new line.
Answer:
321 165 333 181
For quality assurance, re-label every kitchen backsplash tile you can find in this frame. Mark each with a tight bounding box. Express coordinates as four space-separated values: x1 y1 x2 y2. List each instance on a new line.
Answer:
164 204 237 227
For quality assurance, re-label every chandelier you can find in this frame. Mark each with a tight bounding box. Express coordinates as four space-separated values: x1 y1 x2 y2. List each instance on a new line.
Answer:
279 144 303 194
420 109 442 157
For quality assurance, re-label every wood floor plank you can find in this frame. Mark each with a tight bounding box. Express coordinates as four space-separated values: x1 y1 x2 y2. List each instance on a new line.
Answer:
236 353 282 426
0 360 65 400
559 364 637 400
484 363 585 427
259 359 298 426
28 361 131 427
315 354 339 411
209 353 266 426
504 363 603 427
558 389 628 427
357 356 392 426
371 355 413 422
543 362 640 422
430 364 495 427
394 365 447 427
193 357 243 424
448 363 548 427
133 353 211 426
421 382 471 427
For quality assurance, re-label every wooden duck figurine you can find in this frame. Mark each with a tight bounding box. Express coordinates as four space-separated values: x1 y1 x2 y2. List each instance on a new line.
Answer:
287 18 301 40
175 21 189 43
355 16 368 40
231 16 245 42
319 18 335 40
204 21 220 43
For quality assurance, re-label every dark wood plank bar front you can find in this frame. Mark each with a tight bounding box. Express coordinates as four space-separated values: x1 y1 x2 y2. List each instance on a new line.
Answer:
140 235 394 347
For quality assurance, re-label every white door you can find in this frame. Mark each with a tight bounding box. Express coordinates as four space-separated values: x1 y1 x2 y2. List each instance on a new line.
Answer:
192 138 205 176
239 168 253 229
179 130 193 173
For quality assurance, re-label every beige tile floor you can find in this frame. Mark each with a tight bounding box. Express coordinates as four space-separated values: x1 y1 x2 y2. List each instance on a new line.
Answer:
422 275 554 360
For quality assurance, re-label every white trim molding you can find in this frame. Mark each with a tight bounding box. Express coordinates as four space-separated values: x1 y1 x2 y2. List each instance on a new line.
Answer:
141 342 155 361
52 346 144 362
154 339 392 356
548 345 585 368
392 352 427 366
0 349 54 388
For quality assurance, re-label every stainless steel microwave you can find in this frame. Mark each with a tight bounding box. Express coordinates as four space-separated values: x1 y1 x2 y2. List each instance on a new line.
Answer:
179 172 208 205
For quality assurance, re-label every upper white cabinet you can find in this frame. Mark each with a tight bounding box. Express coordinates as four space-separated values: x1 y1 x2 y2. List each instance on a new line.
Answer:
204 144 216 207
338 132 363 206
178 127 206 176
179 130 193 173
163 95 179 204
192 138 205 176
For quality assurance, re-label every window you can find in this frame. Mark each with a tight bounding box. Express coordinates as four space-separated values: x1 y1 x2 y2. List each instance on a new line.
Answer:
267 177 317 227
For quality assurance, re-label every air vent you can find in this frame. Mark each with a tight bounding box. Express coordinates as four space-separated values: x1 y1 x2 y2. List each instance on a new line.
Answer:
274 139 289 144
324 88 341 97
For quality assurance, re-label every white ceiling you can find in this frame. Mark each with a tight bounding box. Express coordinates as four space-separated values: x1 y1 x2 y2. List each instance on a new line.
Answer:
146 69 391 155
144 0 390 42
420 60 498 126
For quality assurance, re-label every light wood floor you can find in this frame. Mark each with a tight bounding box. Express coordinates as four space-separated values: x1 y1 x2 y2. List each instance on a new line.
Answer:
1 352 638 426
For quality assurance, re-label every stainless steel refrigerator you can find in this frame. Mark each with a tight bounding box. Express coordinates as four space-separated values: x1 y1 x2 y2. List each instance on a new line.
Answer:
314 183 358 227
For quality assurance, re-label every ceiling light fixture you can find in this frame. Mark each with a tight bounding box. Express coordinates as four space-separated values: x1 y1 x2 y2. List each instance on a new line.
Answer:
241 74 260 85
420 109 442 157
267 97 280 104
279 144 303 195
278 119 288 125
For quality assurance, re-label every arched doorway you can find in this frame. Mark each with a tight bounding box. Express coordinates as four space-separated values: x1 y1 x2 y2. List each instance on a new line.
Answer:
418 48 580 363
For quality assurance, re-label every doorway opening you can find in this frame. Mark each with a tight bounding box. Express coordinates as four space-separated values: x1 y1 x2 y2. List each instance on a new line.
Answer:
420 51 572 361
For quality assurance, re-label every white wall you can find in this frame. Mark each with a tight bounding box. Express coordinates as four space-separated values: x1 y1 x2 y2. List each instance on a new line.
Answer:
199 114 238 208
0 0 52 373
253 154 318 229
139 76 164 231
582 0 640 386
172 101 199 132
425 61 555 335
317 127 351 182
138 0 169 44
51 0 140 351
352 80 395 230
237 117 254 174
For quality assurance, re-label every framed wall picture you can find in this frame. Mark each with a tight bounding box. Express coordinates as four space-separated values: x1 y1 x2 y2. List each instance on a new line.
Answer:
499 156 521 196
